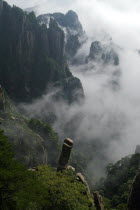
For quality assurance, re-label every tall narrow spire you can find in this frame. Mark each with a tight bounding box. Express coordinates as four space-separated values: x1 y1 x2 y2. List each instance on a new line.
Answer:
57 138 73 171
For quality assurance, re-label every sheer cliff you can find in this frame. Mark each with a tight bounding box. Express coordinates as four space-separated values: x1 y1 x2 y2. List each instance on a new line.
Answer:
0 1 84 103
37 10 86 61
87 41 119 66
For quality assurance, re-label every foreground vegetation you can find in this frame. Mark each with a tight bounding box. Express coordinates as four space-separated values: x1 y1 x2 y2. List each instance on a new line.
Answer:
0 130 94 209
96 153 140 209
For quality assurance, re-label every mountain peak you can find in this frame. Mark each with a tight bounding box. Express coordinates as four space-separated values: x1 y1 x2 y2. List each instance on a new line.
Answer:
66 10 78 18
64 10 83 33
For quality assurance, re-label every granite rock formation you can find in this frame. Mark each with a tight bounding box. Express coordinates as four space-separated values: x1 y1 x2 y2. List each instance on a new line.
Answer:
57 138 73 171
87 41 119 66
93 192 104 210
48 18 65 64
76 173 90 194
38 10 86 60
0 1 84 103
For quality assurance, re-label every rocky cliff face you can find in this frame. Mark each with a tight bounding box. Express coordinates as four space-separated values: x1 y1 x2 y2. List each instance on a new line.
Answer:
0 87 60 167
87 41 119 66
37 10 86 60
48 18 65 64
0 1 84 103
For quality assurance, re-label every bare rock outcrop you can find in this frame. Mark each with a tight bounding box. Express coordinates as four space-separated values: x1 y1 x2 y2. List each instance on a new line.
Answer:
0 1 84 104
57 138 73 171
76 173 90 193
87 41 119 66
93 191 104 210
37 10 86 60
48 18 65 64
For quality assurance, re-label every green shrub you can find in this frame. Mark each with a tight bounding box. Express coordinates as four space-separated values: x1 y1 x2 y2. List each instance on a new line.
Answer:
0 130 93 209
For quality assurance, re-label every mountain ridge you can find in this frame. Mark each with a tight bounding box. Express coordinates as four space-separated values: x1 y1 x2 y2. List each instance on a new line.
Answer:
0 1 84 103
37 10 87 61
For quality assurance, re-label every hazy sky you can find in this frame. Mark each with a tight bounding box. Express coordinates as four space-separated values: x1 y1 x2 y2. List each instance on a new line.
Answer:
6 0 140 12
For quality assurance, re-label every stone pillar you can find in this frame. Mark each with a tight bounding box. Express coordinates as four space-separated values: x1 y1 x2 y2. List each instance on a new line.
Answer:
93 191 104 210
57 138 73 171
